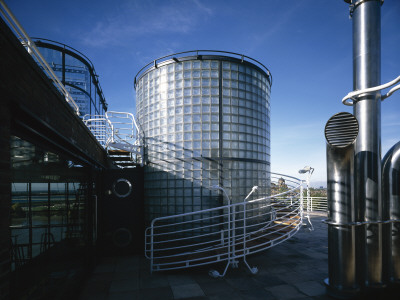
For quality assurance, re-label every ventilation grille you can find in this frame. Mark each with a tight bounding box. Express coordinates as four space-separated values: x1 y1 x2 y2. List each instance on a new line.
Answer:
325 112 359 147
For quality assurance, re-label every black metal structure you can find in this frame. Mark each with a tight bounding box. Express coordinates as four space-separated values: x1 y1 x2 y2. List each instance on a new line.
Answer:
0 15 115 299
99 168 144 255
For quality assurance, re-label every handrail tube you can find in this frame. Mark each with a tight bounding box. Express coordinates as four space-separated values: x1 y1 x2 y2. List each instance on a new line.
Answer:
240 222 302 245
0 1 80 115
148 220 301 258
150 195 298 231
151 228 226 243
153 211 297 245
147 212 226 230
244 208 301 234
152 237 227 253
245 221 302 243
134 49 272 86
150 221 303 268
151 227 302 271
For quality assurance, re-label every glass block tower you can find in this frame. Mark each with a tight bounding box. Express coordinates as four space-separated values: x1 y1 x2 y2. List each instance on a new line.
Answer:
135 51 272 223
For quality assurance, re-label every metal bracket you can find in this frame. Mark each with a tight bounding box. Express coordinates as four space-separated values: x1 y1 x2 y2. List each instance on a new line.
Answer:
348 0 384 18
323 218 400 227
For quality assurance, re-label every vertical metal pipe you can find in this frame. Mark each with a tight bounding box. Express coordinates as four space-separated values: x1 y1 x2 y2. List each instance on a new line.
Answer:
325 112 359 298
382 141 400 284
350 0 383 288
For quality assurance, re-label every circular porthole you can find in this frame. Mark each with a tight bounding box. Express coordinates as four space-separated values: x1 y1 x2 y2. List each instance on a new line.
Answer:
112 178 132 198
112 227 132 248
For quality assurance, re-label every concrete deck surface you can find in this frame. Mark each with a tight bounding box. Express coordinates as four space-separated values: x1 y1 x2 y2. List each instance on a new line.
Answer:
78 212 398 300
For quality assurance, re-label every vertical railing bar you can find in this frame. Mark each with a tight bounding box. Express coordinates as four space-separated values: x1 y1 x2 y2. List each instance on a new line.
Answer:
150 226 154 273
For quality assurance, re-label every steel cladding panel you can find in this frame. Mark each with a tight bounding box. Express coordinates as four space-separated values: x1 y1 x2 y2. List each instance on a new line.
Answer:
136 58 271 223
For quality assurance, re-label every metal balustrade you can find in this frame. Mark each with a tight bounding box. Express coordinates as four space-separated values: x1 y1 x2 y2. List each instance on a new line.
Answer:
105 111 142 155
83 111 143 167
82 115 113 147
309 197 328 212
145 173 312 276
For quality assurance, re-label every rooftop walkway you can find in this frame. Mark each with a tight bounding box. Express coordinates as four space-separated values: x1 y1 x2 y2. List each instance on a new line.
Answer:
78 213 398 300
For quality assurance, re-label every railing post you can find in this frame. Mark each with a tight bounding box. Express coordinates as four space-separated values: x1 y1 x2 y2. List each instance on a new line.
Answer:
306 174 311 215
232 205 236 261
110 123 115 144
27 40 32 54
150 226 154 273
243 201 247 254
300 184 304 224
227 197 231 266
242 186 258 275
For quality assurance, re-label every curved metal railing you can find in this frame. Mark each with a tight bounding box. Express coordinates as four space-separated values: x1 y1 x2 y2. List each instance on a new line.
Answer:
134 50 272 87
144 173 310 276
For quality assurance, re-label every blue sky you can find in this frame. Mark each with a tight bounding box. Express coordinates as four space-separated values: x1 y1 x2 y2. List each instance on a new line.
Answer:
6 0 400 186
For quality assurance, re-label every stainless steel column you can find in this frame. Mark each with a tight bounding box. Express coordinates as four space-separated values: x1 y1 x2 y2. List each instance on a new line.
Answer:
350 0 383 288
325 112 359 298
382 142 400 284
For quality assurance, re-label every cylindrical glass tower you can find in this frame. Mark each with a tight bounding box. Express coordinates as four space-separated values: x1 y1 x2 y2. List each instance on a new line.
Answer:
135 51 272 223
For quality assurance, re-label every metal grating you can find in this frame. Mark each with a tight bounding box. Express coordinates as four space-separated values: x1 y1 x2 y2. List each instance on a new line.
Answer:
325 112 359 147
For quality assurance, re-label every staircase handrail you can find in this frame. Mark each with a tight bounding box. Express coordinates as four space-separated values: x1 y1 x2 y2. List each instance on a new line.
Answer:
82 114 114 147
105 111 141 141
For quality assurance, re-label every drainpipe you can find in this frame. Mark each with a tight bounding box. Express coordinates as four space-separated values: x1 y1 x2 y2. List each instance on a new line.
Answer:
382 141 400 284
324 112 359 298
346 0 384 289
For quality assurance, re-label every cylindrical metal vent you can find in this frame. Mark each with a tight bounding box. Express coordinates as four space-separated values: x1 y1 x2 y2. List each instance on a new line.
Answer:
352 0 383 289
325 112 359 148
382 141 400 284
325 112 360 298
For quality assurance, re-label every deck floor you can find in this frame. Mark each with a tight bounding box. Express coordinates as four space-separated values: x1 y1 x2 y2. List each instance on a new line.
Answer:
78 212 399 300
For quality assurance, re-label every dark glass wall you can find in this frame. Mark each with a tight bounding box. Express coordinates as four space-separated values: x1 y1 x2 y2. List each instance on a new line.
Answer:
10 136 97 271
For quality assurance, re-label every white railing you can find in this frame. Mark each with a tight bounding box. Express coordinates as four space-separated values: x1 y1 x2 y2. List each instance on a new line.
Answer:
105 111 142 155
0 0 80 115
83 111 143 166
309 196 328 212
145 173 311 276
82 115 113 147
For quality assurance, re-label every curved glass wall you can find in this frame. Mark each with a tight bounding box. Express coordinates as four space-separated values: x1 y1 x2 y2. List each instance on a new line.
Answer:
135 52 272 222
33 38 108 117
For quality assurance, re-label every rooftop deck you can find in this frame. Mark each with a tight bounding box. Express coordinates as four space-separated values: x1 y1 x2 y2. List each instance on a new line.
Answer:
78 212 400 299
78 212 328 299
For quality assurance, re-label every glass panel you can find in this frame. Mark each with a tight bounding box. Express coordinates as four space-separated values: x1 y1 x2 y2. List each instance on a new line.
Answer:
10 136 93 271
